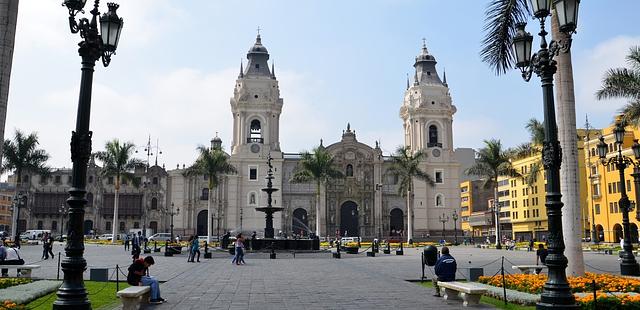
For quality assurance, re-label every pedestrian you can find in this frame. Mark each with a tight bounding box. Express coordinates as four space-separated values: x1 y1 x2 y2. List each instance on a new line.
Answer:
528 239 534 252
42 232 52 260
127 256 165 304
124 234 130 251
433 246 457 297
47 233 55 259
190 236 200 263
232 233 245 265
250 231 257 250
13 235 20 249
536 243 548 265
131 231 141 261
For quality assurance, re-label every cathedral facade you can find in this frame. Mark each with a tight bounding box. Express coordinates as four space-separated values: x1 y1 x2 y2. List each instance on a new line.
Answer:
16 35 462 240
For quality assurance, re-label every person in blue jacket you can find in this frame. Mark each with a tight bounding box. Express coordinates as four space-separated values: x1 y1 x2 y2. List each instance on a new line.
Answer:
433 246 457 296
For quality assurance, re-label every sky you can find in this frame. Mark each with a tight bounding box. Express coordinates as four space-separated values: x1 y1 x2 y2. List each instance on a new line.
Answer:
5 0 640 172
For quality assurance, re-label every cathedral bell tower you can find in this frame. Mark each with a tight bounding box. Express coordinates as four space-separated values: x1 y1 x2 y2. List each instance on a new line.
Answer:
230 34 283 156
399 41 460 237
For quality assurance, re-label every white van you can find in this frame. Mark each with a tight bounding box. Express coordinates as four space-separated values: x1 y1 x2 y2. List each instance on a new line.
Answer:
20 229 51 240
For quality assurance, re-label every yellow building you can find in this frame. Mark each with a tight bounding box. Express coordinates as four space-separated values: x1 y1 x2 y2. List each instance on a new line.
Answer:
460 180 493 238
585 123 640 243
495 129 591 241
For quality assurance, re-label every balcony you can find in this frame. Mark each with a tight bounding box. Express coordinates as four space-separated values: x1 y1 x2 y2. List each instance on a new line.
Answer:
427 142 443 148
247 137 264 144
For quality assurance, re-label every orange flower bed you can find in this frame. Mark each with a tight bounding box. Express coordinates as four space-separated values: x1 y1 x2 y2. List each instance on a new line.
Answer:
478 272 640 294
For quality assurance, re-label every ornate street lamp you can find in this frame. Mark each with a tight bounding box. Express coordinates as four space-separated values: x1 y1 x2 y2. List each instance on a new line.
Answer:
167 203 179 241
633 139 640 222
596 124 640 276
512 0 581 308
59 205 68 241
452 210 459 245
11 194 27 237
438 213 449 242
55 1 123 308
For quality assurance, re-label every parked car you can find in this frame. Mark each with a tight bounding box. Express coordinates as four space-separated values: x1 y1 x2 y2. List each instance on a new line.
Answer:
148 233 172 242
20 229 51 240
98 234 113 241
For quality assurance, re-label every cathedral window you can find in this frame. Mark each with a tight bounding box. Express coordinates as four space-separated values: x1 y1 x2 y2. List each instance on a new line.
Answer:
249 119 263 143
255 64 259 69
249 192 256 205
249 167 258 180
151 197 158 210
435 194 444 207
201 188 209 200
153 177 158 185
435 170 443 184
346 164 353 177
428 125 440 147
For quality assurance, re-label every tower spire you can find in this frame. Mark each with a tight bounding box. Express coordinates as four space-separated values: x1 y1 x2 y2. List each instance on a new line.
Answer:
443 68 447 86
406 73 410 89
239 59 244 78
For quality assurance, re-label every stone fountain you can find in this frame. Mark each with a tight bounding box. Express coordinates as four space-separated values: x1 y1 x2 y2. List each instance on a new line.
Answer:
253 154 319 251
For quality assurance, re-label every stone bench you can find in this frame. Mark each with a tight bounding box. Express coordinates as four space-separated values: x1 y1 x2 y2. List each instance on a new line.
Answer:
511 265 547 274
437 281 487 307
0 265 40 278
117 286 150 310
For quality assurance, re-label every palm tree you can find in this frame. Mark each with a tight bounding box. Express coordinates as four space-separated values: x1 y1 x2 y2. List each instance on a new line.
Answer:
185 144 237 243
290 145 343 238
1 129 50 237
481 0 584 276
597 46 640 125
0 1 19 169
465 139 519 249
387 146 434 243
94 139 145 244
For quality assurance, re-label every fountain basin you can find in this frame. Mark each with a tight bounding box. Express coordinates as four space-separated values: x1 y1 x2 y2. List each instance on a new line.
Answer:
250 238 320 251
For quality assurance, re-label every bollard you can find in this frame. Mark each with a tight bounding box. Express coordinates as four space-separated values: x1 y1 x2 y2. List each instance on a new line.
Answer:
270 247 276 259
116 265 119 292
396 242 404 255
164 241 173 257
384 242 391 254
204 242 212 259
57 252 61 280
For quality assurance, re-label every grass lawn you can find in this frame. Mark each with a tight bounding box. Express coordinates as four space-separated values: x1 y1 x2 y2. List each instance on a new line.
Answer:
417 281 535 310
25 281 130 310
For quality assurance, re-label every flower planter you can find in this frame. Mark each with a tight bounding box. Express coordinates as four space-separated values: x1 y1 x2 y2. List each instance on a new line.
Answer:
345 247 359 254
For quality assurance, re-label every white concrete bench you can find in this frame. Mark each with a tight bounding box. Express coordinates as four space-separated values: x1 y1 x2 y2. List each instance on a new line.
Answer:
117 286 150 310
438 281 487 307
511 265 547 274
0 265 40 278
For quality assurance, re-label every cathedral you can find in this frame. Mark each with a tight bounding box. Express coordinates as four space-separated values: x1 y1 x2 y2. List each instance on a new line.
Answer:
15 35 463 240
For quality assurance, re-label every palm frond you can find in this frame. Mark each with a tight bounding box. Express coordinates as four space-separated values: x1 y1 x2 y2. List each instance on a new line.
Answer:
596 68 640 100
619 100 640 127
480 0 530 75
525 118 545 145
627 46 640 72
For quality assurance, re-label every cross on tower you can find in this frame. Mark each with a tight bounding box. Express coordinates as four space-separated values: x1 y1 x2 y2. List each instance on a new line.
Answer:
257 26 261 35
422 37 426 47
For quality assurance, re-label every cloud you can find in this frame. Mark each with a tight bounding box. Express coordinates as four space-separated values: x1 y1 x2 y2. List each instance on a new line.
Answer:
573 36 640 119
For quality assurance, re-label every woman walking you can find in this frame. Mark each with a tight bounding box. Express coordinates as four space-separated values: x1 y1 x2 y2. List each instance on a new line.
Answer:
232 233 245 265
189 236 200 263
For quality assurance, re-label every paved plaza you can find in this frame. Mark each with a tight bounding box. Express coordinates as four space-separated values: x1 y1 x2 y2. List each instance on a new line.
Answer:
15 242 628 309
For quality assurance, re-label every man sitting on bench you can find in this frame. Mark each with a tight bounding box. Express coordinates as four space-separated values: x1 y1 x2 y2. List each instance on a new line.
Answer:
127 256 165 304
433 246 457 297
0 240 25 277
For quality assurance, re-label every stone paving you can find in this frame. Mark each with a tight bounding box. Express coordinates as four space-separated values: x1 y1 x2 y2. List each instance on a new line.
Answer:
13 242 631 309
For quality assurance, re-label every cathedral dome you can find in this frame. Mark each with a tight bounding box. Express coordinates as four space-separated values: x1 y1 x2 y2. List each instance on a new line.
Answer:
248 34 269 55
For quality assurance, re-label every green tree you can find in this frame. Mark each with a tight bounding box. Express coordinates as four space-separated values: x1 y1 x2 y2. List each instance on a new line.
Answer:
290 145 343 238
185 144 237 243
387 146 434 243
94 139 145 244
465 139 519 249
597 46 640 125
1 129 50 237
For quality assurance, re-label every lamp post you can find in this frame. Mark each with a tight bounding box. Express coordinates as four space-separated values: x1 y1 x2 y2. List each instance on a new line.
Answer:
59 204 68 241
452 210 459 245
512 0 580 308
168 203 179 241
439 213 449 242
596 124 640 276
56 1 123 308
11 194 27 238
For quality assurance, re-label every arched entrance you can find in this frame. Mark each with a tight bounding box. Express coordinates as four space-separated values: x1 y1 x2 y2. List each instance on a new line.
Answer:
340 201 359 237
83 220 93 235
613 224 623 243
389 208 404 236
596 224 604 242
197 210 208 236
149 221 158 234
630 223 639 245
292 208 309 236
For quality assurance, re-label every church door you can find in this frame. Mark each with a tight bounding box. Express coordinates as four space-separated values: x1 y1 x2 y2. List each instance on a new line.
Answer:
340 201 359 237
197 210 208 236
292 208 309 236
389 208 404 236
